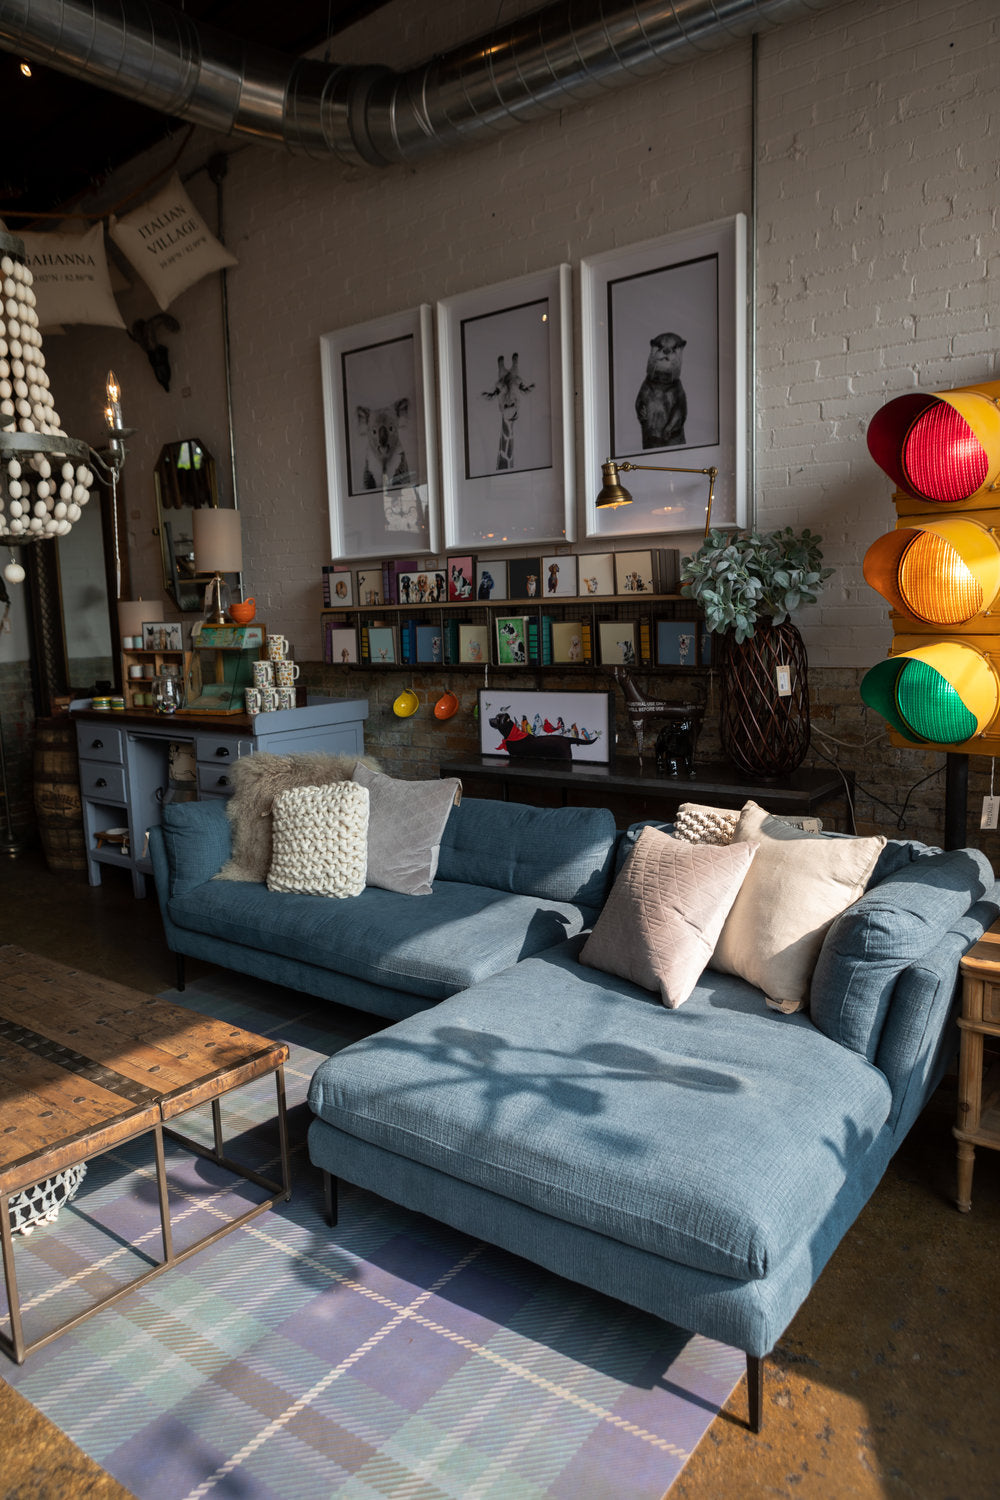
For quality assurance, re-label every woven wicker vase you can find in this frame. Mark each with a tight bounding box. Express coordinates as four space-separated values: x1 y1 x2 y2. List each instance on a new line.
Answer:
720 620 811 779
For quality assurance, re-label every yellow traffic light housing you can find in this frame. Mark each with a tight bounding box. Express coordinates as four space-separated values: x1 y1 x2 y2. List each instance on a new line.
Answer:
862 379 1000 757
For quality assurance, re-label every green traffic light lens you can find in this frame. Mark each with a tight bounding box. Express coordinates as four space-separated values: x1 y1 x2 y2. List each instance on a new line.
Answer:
895 659 978 743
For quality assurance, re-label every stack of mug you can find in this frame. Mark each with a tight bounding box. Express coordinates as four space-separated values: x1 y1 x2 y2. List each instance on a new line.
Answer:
245 634 300 714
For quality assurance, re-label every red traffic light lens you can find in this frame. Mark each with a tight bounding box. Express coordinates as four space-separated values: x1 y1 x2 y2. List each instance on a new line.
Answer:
903 403 989 505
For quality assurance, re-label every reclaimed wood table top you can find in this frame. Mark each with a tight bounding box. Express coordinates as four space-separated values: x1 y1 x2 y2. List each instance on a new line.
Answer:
0 945 288 1198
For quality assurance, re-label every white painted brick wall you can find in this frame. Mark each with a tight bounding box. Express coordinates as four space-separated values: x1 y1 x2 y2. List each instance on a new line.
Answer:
39 0 998 674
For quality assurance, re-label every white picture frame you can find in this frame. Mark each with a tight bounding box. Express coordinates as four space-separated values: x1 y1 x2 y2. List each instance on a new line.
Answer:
581 215 747 538
321 306 440 561
438 265 575 550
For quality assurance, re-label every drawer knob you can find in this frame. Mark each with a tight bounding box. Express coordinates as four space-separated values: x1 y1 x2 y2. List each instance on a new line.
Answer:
91 739 103 749
95 777 107 788
216 775 230 787
215 746 231 757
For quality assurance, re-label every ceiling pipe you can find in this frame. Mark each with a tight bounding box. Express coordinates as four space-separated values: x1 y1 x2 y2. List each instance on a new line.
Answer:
0 0 848 169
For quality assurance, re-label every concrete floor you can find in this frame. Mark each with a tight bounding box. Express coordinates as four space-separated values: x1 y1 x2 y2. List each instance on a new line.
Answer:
1 847 999 1499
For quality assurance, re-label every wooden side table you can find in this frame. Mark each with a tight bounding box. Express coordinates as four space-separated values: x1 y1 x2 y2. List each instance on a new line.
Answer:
954 921 1000 1211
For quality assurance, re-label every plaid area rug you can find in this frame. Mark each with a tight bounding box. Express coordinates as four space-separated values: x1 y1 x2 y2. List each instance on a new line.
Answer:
2 974 745 1500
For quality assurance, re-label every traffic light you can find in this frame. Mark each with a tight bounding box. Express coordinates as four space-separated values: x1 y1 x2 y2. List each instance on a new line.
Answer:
861 379 1000 754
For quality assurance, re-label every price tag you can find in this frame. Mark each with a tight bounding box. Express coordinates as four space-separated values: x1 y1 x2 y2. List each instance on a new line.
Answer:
775 665 792 697
980 796 1000 830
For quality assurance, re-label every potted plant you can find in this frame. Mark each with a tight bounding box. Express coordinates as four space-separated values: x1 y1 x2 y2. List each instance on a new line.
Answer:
679 527 833 778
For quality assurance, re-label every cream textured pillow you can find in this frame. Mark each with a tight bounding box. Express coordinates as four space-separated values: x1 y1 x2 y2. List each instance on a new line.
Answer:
710 801 886 1013
267 782 369 897
580 826 757 1008
109 173 238 311
352 763 461 895
673 804 739 845
20 222 125 329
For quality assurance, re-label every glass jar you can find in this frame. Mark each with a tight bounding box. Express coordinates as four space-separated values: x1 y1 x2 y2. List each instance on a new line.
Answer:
153 673 184 714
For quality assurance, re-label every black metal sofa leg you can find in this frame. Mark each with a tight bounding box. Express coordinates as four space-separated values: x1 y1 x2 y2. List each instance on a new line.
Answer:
746 1353 764 1432
323 1171 339 1227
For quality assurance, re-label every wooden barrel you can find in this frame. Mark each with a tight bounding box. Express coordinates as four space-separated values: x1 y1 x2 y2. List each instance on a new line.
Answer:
33 716 87 874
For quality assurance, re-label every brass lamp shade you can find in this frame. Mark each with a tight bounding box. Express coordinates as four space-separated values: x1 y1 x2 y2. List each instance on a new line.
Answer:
596 460 634 509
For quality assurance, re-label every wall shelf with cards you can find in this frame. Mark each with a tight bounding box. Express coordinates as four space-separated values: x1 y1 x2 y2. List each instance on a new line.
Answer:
320 596 713 674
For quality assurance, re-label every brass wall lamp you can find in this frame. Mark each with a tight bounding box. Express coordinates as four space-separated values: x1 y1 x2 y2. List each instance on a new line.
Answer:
596 458 719 536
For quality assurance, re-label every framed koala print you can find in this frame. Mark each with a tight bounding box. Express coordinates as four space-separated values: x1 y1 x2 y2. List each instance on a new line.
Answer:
321 306 440 560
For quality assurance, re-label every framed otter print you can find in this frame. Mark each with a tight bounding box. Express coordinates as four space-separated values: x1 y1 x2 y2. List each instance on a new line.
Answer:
581 216 747 538
321 306 440 561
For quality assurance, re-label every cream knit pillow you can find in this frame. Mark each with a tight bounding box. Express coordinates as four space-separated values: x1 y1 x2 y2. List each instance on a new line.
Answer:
267 782 369 898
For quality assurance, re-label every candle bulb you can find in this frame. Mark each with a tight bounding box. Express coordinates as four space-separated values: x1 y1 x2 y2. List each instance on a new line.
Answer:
105 370 123 431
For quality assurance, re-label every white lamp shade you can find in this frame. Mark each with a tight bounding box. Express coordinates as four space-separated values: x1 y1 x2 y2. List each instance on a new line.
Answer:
118 598 164 638
193 508 242 573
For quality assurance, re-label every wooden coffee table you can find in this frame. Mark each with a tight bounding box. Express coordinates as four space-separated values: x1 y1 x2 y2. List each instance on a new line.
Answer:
0 945 290 1362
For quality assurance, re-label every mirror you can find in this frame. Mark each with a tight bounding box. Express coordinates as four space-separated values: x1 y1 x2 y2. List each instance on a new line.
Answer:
154 439 226 611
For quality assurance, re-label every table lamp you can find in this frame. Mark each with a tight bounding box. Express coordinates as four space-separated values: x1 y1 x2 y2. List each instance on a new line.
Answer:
192 508 242 625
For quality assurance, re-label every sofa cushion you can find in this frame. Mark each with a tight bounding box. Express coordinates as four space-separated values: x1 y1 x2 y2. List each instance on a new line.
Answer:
352 763 462 895
711 802 885 1013
160 799 232 896
266 781 369 898
167 877 592 1001
811 845 995 1059
580 827 756 1008
437 798 617 907
309 941 893 1282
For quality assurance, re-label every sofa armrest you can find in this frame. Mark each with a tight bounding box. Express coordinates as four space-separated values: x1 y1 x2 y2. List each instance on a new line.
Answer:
156 799 233 897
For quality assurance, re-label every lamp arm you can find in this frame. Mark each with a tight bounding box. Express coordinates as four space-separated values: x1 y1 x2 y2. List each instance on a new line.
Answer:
612 460 719 536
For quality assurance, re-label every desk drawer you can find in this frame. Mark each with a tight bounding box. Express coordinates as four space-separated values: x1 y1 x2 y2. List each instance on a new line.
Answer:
197 764 236 798
77 725 124 763
195 734 250 766
79 762 126 802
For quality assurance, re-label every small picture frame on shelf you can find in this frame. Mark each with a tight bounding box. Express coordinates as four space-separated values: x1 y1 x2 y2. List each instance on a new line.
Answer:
415 624 443 663
367 625 398 664
614 551 655 594
475 558 509 600
326 625 359 665
495 615 530 666
541 555 578 598
598 620 638 665
459 623 490 664
356 568 383 606
656 619 698 668
447 555 476 601
507 556 542 599
325 567 354 605
551 620 586 663
143 621 183 651
576 553 616 596
383 558 420 605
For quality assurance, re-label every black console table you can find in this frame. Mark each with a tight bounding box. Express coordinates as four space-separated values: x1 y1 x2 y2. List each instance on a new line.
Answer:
439 756 854 829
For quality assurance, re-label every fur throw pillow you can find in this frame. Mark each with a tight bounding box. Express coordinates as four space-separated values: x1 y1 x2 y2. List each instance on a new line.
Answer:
216 751 380 883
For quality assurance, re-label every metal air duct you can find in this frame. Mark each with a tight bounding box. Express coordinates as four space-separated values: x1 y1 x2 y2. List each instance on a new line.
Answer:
0 0 847 169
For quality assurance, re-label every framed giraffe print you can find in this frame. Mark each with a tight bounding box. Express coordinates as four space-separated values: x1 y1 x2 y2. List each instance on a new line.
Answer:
580 215 748 539
320 305 441 561
437 264 574 550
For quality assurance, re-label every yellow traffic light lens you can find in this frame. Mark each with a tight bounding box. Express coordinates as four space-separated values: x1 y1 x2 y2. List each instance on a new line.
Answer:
903 402 989 504
898 530 982 624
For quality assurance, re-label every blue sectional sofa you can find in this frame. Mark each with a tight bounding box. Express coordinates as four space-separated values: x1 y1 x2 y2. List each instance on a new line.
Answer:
149 793 999 1431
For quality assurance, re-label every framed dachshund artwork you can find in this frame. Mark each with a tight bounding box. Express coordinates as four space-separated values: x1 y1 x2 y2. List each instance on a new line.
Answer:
320 306 440 561
478 689 613 765
580 215 747 539
437 265 575 551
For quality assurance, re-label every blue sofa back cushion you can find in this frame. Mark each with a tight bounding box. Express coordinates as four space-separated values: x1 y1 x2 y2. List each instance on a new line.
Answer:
161 798 232 895
437 797 618 907
810 845 995 1060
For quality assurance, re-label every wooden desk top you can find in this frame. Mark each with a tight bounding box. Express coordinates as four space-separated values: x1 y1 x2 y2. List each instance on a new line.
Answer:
0 946 287 1196
960 919 1000 977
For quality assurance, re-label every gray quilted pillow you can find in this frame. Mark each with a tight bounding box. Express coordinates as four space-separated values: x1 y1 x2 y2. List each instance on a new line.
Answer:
351 763 462 895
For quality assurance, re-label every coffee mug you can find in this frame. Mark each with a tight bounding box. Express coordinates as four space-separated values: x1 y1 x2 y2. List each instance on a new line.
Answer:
274 659 300 687
244 687 262 714
258 686 278 712
128 665 144 679
267 635 289 661
252 660 274 687
276 686 295 710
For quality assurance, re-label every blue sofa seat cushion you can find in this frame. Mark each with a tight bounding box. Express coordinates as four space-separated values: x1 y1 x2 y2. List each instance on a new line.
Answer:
437 798 618 907
166 878 596 1001
308 940 893 1282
